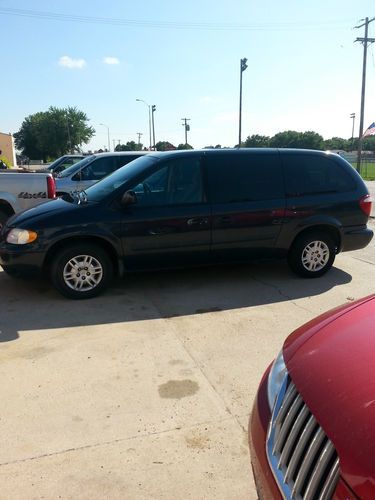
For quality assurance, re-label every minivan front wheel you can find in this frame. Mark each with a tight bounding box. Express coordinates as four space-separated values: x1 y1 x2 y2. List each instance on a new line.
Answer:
288 232 336 278
51 244 113 299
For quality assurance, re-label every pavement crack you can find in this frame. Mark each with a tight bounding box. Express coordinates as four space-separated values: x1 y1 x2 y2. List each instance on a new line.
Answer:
0 414 237 468
249 274 313 313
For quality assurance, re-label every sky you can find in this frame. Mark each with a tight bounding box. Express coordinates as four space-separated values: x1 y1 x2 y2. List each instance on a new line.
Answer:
1 0 375 152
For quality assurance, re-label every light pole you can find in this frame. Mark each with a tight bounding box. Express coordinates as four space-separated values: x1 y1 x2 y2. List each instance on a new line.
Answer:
350 113 356 151
99 123 110 152
238 57 248 148
136 99 152 150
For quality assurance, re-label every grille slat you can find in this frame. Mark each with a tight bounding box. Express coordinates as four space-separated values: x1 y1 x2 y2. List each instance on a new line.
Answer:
273 393 304 455
267 376 340 500
284 414 317 484
318 458 340 500
278 404 310 470
304 440 336 500
292 426 325 497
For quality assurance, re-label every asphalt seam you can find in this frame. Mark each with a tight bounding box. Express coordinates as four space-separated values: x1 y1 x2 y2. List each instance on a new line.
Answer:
0 413 248 468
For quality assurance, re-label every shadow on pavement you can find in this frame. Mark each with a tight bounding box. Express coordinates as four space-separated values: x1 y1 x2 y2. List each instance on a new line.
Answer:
0 260 352 343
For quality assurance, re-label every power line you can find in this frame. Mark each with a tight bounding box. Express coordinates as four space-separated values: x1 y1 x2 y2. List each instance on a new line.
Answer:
0 7 353 31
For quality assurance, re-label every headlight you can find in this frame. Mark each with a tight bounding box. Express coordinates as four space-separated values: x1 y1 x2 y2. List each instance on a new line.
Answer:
6 228 38 245
267 350 287 411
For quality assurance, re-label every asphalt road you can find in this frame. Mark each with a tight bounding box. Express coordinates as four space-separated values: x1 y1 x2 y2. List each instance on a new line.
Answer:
0 223 374 499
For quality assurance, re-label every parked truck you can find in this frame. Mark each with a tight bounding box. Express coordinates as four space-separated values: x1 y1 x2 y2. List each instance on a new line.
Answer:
0 172 56 226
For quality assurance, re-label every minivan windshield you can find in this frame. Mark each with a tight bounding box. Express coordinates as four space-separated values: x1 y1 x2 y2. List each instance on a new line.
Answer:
57 155 95 178
85 155 158 202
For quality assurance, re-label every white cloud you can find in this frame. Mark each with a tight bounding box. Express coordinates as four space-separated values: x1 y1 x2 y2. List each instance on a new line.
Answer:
201 96 214 104
103 57 120 65
58 56 86 69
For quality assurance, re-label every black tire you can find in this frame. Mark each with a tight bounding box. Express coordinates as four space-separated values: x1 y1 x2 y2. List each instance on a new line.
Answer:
288 232 336 278
50 244 113 299
0 209 9 229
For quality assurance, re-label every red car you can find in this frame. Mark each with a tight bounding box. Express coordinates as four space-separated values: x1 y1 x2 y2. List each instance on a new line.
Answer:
249 294 375 499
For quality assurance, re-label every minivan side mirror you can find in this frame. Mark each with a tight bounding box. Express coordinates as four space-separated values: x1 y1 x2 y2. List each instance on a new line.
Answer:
121 190 137 206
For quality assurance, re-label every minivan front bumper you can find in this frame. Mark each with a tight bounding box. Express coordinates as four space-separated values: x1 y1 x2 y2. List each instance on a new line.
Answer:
0 243 45 276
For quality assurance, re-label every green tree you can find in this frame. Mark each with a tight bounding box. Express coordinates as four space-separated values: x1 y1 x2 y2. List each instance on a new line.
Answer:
14 106 95 161
323 137 350 151
115 141 143 151
177 143 193 150
269 130 324 149
155 141 176 151
244 135 270 148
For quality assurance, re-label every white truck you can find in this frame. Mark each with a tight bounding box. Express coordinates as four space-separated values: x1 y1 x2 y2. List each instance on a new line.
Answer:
0 172 56 226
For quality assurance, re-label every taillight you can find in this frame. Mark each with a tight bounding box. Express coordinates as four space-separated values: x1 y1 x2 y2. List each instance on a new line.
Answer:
47 175 56 199
359 194 373 216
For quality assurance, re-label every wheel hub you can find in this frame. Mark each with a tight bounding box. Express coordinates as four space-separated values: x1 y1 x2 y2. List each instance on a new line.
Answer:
301 240 330 272
63 255 103 291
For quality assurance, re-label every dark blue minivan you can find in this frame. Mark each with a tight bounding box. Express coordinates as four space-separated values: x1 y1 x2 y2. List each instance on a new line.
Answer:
0 149 372 298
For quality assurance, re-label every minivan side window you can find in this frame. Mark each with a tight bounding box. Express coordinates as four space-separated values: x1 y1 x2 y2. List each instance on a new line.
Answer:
131 157 203 206
283 155 356 196
115 155 139 169
205 153 283 203
77 157 117 181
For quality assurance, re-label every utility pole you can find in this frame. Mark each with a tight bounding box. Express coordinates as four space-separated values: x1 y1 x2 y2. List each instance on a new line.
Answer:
137 132 143 146
354 17 375 173
151 105 156 150
238 57 248 148
181 118 191 146
112 139 116 151
350 113 356 151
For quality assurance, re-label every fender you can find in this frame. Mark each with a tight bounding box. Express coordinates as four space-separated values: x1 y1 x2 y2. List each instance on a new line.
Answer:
0 191 21 214
42 225 123 264
276 214 343 251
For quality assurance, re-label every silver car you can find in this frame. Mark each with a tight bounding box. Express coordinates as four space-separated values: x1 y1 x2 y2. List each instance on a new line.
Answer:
55 151 148 195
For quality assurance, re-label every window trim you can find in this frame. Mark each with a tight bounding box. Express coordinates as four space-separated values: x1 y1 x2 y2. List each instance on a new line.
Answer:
126 156 207 208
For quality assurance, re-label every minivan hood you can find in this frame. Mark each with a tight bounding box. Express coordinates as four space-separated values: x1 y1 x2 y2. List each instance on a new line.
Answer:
283 295 375 497
8 198 79 227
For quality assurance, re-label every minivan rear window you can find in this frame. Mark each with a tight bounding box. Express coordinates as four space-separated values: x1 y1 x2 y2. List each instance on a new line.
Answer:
205 153 284 203
283 154 356 196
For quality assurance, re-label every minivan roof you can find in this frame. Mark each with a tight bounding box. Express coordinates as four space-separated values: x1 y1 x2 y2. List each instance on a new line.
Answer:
146 148 337 159
92 151 149 157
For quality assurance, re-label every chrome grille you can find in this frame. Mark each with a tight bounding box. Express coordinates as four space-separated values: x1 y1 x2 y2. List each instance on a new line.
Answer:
267 375 340 500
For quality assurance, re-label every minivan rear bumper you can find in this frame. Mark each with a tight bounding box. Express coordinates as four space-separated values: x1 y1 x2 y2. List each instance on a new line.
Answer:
340 225 373 252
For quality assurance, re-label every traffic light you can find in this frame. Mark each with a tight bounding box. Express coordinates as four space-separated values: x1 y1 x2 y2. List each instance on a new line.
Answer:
152 105 156 112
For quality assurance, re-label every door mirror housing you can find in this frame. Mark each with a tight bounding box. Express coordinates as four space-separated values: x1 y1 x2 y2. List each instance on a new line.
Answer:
121 190 137 206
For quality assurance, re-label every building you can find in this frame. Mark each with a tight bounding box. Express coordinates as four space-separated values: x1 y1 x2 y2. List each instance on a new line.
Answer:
0 132 17 167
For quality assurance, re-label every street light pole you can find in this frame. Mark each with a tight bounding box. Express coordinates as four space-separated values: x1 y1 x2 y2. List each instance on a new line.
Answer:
350 113 356 151
238 58 248 148
99 123 110 152
136 99 152 150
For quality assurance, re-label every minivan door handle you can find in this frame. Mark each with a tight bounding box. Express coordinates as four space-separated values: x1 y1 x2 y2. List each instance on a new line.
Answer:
217 216 232 224
187 217 209 226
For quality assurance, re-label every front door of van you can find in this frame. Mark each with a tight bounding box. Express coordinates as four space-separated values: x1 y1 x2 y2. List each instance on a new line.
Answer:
119 156 211 270
205 152 286 261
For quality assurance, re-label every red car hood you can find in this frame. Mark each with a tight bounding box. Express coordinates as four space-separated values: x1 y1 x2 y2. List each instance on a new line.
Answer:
283 294 375 498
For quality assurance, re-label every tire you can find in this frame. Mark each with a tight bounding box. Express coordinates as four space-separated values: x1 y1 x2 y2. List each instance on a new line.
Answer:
0 209 9 229
50 244 113 299
288 232 336 278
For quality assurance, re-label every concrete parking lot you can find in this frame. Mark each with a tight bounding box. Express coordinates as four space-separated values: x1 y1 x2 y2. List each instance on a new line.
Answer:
0 220 374 499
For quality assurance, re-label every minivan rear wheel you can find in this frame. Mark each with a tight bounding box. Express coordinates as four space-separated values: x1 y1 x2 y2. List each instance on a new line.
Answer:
50 244 113 299
288 232 336 278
